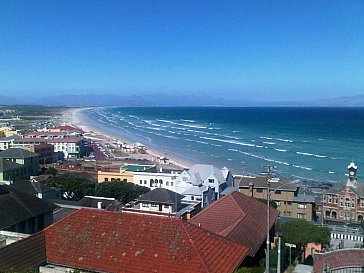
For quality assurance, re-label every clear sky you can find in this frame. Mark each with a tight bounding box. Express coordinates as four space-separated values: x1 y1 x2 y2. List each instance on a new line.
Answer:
0 0 363 101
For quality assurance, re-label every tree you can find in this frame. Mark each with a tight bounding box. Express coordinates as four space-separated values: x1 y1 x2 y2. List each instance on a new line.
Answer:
281 220 330 247
95 181 150 204
47 172 96 201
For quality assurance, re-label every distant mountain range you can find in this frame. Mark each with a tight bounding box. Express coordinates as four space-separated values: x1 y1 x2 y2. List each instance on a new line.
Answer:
1 93 364 107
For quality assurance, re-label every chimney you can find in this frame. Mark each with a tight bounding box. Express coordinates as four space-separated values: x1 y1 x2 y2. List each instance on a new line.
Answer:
97 201 102 209
160 167 163 173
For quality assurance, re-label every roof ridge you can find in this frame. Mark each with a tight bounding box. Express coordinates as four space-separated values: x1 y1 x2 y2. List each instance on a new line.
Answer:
181 221 210 273
218 194 245 236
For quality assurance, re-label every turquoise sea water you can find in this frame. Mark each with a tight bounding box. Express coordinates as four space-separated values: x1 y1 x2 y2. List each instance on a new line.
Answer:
84 107 364 183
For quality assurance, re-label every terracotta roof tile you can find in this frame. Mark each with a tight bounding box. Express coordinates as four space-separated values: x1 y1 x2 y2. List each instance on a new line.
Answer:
44 209 249 273
190 191 279 257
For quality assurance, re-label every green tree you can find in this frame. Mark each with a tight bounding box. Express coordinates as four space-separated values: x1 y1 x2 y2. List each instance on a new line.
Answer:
95 181 150 204
0 131 5 138
47 172 96 201
281 220 330 247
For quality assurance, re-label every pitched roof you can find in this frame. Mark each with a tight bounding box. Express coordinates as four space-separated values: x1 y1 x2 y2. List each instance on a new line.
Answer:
137 188 184 205
188 164 226 185
0 158 23 172
0 185 57 229
78 196 122 211
0 148 38 159
189 191 280 257
44 209 249 273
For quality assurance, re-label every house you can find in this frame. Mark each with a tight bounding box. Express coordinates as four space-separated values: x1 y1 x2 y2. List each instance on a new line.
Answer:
174 164 234 207
0 126 19 137
235 176 316 221
189 191 280 264
0 185 57 234
5 179 60 200
134 188 184 214
0 158 25 183
0 148 39 178
323 162 364 223
0 209 250 272
77 196 123 211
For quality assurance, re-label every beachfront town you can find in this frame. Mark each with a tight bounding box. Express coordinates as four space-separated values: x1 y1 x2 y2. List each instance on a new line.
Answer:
0 107 363 273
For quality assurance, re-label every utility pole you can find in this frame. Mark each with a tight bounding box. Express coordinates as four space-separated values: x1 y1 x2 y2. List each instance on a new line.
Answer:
260 165 276 273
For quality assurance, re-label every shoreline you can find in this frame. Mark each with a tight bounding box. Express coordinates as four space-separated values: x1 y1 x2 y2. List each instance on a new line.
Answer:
65 107 193 169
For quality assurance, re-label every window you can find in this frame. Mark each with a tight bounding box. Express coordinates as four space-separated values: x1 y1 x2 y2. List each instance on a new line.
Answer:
151 203 157 207
328 196 332 203
139 180 142 185
275 190 281 194
256 188 263 193
361 200 364 207
171 182 173 186
150 179 154 187
340 202 343 207
159 179 163 185
276 201 281 207
104 178 109 182
166 181 169 186
208 179 214 183
287 201 292 205
164 205 169 209
297 203 306 209
144 180 147 185
142 203 149 207
351 203 355 208
191 196 194 201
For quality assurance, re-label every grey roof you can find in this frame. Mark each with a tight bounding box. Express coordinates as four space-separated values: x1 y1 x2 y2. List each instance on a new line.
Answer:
293 193 316 203
0 148 38 159
236 176 298 191
0 135 20 142
182 185 208 196
0 185 57 229
53 207 78 223
9 180 53 195
351 183 364 198
137 188 184 205
220 186 239 196
78 196 122 211
325 183 346 194
187 164 226 185
0 158 23 172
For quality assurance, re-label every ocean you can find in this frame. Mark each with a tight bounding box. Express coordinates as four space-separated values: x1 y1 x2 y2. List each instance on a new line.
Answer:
84 107 364 183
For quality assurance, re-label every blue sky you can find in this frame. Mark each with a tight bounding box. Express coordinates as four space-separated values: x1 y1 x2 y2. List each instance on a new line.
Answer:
0 0 363 101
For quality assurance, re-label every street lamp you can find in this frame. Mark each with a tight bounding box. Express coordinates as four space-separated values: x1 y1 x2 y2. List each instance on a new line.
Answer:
262 167 296 273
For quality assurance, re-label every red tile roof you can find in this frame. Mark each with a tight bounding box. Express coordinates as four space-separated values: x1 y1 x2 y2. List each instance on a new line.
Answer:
44 209 249 273
26 132 66 136
47 137 83 143
189 191 279 257
54 125 84 133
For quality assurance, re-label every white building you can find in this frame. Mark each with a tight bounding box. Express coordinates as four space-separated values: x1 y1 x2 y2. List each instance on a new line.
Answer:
133 168 181 191
175 164 233 200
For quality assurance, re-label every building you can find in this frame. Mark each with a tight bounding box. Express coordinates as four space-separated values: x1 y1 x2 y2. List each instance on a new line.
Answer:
0 158 25 183
235 176 316 221
0 148 39 178
323 162 364 224
5 179 60 200
189 191 280 264
0 126 19 137
98 164 155 183
0 136 19 151
12 137 86 159
134 188 184 214
28 144 55 164
0 185 56 234
132 167 181 191
0 209 250 273
174 164 234 207
313 249 364 273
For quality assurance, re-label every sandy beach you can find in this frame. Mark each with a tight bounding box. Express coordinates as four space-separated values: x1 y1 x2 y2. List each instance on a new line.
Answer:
64 107 192 169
